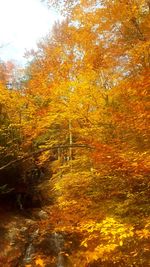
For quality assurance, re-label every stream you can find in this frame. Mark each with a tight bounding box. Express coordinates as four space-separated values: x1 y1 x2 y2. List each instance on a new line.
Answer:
23 230 66 267
53 232 65 267
0 209 79 267
23 228 39 265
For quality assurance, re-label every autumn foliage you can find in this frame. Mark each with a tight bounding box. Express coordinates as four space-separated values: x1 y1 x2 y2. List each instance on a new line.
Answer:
0 0 150 266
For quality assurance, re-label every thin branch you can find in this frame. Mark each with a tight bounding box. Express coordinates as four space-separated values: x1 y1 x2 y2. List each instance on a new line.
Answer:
0 144 94 171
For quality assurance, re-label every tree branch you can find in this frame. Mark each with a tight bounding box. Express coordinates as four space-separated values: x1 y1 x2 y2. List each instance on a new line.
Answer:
0 144 94 171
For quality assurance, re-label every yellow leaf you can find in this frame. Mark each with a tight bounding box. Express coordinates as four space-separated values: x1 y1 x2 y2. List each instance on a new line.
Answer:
35 258 45 267
119 241 123 246
64 253 69 257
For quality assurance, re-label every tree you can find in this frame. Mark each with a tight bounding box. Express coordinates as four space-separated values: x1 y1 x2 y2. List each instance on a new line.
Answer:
0 0 149 265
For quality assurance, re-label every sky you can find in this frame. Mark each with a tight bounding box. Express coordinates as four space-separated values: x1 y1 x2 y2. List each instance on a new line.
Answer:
0 0 60 65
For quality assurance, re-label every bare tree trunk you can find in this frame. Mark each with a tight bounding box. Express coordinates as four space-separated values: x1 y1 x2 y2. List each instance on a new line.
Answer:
69 119 73 161
69 119 73 171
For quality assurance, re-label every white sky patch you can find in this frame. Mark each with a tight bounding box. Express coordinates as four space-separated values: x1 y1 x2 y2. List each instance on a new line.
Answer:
0 0 60 64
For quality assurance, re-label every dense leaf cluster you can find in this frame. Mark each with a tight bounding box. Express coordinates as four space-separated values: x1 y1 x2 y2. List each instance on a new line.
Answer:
0 0 150 265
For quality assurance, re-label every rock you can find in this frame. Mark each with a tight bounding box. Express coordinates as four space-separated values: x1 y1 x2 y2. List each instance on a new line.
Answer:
37 210 49 219
20 226 28 233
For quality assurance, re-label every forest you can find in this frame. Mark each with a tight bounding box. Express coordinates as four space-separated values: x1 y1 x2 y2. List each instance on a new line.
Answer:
0 0 150 266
